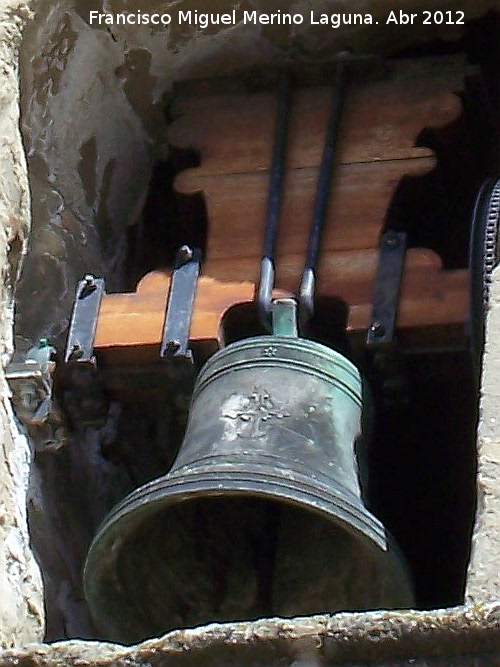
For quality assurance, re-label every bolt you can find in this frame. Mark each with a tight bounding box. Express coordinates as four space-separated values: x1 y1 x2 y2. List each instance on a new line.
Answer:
19 384 37 410
370 321 386 339
178 245 193 263
163 340 181 357
68 343 84 361
79 275 97 299
384 234 399 249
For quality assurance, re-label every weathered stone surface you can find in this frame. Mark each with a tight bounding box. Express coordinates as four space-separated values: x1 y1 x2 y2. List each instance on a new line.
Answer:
466 264 500 604
0 0 44 648
1 605 500 665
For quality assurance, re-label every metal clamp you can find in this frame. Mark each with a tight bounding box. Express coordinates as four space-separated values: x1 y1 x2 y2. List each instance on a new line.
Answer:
64 274 105 364
366 230 408 407
6 339 68 451
7 339 57 427
366 231 407 347
160 245 201 362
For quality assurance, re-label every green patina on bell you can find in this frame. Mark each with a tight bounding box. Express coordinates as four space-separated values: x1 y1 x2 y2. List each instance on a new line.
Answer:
84 299 414 644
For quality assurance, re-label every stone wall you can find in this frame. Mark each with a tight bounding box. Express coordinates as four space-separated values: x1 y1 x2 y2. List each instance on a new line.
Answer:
0 0 44 647
467 264 500 604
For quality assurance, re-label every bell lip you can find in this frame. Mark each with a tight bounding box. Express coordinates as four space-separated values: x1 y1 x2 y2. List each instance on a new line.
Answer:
84 465 415 641
91 462 389 550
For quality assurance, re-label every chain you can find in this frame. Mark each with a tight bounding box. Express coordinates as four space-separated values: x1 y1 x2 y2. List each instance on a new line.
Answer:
483 179 500 306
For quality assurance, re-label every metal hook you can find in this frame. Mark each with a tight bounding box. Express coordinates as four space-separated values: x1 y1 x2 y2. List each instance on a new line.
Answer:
256 62 347 334
257 72 292 331
298 61 346 331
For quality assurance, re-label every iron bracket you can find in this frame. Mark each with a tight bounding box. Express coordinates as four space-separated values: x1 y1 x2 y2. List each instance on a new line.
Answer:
160 245 201 362
7 339 57 427
64 274 105 364
366 231 407 347
366 230 408 407
6 339 67 451
59 274 109 427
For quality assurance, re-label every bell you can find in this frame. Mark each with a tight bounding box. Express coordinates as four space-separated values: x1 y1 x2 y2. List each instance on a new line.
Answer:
84 300 414 644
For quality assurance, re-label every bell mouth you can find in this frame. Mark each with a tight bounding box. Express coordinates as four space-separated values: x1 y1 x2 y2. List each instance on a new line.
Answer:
84 463 414 644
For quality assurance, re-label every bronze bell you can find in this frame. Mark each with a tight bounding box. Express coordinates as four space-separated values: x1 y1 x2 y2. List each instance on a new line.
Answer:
84 300 414 643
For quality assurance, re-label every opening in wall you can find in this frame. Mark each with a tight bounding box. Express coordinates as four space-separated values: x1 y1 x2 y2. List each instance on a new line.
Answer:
10 3 499 644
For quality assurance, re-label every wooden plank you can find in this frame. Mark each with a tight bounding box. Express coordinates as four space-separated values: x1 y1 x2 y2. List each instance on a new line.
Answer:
95 273 289 350
202 246 443 291
168 72 462 175
348 269 469 331
94 257 469 356
95 275 252 349
176 158 435 289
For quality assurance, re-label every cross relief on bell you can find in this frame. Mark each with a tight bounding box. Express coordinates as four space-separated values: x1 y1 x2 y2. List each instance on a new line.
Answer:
222 387 291 439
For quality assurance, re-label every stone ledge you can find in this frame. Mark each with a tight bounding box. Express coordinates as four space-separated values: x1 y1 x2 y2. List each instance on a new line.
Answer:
1 604 500 666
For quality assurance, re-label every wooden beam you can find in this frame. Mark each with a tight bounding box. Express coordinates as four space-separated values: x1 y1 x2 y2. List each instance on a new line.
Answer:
94 260 469 363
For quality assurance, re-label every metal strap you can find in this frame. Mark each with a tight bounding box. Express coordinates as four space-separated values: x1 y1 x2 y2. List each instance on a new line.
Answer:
64 275 105 364
160 245 201 362
366 231 407 346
